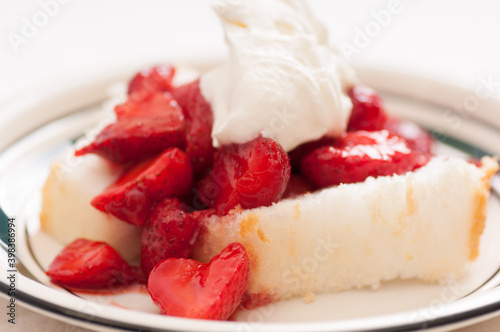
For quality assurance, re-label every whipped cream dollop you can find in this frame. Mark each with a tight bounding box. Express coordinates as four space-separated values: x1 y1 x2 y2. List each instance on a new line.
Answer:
200 0 358 151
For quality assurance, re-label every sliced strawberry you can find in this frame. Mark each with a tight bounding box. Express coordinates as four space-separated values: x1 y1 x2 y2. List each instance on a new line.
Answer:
127 64 176 98
384 117 435 168
347 85 388 131
148 242 249 320
141 198 199 277
114 92 181 121
91 148 193 226
75 96 186 164
46 238 136 290
207 135 291 215
300 130 420 188
384 117 435 155
282 173 314 199
172 80 216 176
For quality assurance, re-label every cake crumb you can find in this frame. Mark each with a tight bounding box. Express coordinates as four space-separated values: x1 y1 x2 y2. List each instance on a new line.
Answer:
303 292 316 303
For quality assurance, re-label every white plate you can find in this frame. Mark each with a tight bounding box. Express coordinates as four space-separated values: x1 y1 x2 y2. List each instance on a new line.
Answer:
1 64 500 332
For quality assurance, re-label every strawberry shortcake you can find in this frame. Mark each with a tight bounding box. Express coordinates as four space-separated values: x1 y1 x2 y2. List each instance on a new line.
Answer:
40 0 498 321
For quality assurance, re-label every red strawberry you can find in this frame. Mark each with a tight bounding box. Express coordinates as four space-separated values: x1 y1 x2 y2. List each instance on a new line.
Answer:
282 173 314 199
384 117 435 155
288 136 337 171
75 93 186 164
46 238 136 290
347 85 388 131
208 135 291 215
141 198 199 277
148 242 249 320
300 130 420 188
172 80 216 176
114 92 181 121
384 118 434 168
91 148 193 226
127 64 176 99
193 173 216 209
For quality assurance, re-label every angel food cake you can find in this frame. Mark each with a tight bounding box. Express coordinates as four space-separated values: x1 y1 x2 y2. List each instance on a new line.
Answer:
40 0 498 321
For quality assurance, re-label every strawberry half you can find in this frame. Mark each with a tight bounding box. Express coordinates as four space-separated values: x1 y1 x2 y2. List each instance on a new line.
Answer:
141 198 199 277
172 80 216 176
75 93 186 164
46 238 136 290
204 135 291 215
147 242 249 320
114 91 181 121
300 130 420 188
91 148 193 226
127 64 176 99
347 85 388 131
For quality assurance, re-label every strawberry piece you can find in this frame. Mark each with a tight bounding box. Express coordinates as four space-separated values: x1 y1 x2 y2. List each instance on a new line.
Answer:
91 148 193 226
148 242 249 320
347 85 388 131
384 118 435 168
282 173 314 199
288 136 337 171
114 92 181 121
384 118 435 155
141 198 199 277
75 93 186 163
128 64 176 98
172 80 216 176
193 172 216 209
75 94 186 163
46 238 136 290
300 130 420 188
208 135 291 215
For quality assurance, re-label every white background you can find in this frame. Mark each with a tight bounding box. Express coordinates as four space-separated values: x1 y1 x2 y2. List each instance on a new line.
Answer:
1 0 500 331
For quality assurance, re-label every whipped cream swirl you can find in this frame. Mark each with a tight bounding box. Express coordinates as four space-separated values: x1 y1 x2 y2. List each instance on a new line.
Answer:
201 0 357 151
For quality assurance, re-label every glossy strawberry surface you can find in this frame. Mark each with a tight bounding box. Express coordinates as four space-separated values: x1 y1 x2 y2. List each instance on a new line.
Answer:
91 148 193 226
300 130 421 188
75 93 186 163
114 92 181 120
46 239 136 290
204 136 291 215
141 198 199 277
172 80 216 176
347 85 388 131
148 242 249 320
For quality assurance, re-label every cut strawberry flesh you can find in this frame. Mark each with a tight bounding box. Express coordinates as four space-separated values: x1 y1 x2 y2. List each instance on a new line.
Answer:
46 238 136 290
205 135 291 215
347 85 388 131
91 148 193 226
127 64 176 98
147 242 249 320
384 118 435 168
140 198 199 277
114 92 181 120
172 80 216 176
300 130 422 188
75 93 186 164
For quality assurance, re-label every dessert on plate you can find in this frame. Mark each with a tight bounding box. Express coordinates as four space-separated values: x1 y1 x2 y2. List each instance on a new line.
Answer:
40 0 498 321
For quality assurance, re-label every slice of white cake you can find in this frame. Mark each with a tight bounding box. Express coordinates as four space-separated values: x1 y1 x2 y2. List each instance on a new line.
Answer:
192 157 498 306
